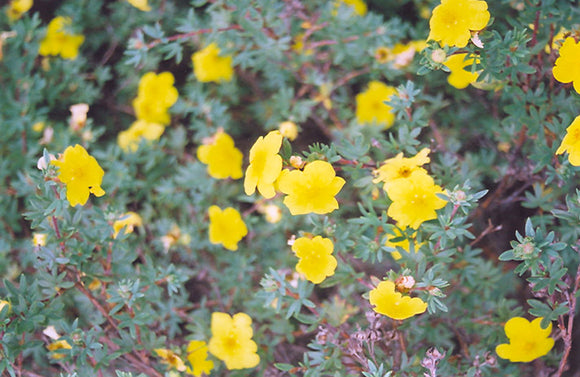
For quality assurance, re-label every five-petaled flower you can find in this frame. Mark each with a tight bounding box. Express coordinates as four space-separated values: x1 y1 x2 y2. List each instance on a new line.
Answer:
356 81 397 129
278 160 345 215
368 280 427 320
292 236 337 284
192 43 234 83
154 348 186 371
39 16 85 60
52 144 105 207
113 212 142 239
244 131 283 199
186 340 214 377
556 115 580 166
373 148 430 190
553 37 580 94
132 72 179 125
495 317 554 362
117 120 165 152
197 131 243 179
428 0 490 48
443 53 480 89
208 206 248 251
386 170 447 229
208 312 260 370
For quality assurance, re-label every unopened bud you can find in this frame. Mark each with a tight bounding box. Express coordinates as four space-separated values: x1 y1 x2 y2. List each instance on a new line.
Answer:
431 49 447 64
395 275 415 292
290 155 305 169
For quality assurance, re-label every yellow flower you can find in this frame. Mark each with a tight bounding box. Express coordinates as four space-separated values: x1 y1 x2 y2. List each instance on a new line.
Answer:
278 121 299 141
553 37 580 94
208 206 248 251
292 236 337 284
355 81 397 129
186 340 214 377
556 115 580 166
197 131 243 179
117 120 165 152
113 212 142 238
244 131 283 199
39 16 85 60
444 53 480 89
368 280 427 320
6 0 32 21
292 33 314 56
385 226 422 260
278 160 345 215
208 312 260 370
32 233 47 247
428 0 490 48
546 29 567 53
386 170 447 229
52 145 105 207
32 121 45 132
373 148 430 190
313 83 333 110
335 0 368 16
495 317 554 362
47 339 72 359
132 72 179 125
127 0 151 11
155 348 186 372
192 43 234 83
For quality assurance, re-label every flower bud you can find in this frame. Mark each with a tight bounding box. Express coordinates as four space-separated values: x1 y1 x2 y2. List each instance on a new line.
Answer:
431 49 447 64
395 275 415 292
289 155 305 169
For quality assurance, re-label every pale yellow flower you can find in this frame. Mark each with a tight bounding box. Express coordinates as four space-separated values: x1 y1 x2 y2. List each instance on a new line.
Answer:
127 0 151 11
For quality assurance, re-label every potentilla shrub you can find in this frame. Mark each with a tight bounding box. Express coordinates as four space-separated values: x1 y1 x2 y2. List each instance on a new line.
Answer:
1 0 579 376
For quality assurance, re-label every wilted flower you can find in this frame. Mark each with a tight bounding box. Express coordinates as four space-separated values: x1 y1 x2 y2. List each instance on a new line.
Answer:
495 317 554 362
208 206 248 251
428 0 490 48
208 312 260 370
278 160 345 215
33 233 47 247
39 16 85 60
155 348 186 371
51 145 105 207
368 280 427 320
292 236 337 284
244 131 283 199
69 103 89 131
356 81 397 128
197 131 243 179
192 43 234 83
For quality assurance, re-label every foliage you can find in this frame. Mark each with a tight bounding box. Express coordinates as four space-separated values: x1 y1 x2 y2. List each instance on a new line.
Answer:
1 0 580 376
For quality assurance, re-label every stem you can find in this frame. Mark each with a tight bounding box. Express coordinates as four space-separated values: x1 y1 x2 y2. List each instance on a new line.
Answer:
145 25 243 49
553 263 580 377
